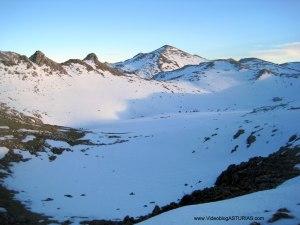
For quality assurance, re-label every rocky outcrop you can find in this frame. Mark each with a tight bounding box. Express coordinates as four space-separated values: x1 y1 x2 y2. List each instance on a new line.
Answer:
62 59 95 72
84 53 99 62
29 51 67 74
0 51 33 68
255 69 273 80
84 53 123 76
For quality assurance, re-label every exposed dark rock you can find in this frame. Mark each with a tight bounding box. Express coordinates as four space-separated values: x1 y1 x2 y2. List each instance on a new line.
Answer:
83 53 123 76
288 134 298 143
249 222 261 225
272 97 282 102
255 69 273 80
51 147 66 155
48 155 57 162
247 133 256 147
29 51 67 74
231 145 239 153
277 207 290 213
233 129 245 139
84 53 99 62
62 59 95 72
203 137 210 142
64 194 73 198
152 205 161 215
42 198 53 202
268 208 294 223
0 185 54 225
0 51 33 68
247 104 288 114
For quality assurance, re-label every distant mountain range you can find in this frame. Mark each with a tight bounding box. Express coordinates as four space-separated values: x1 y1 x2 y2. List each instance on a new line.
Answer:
1 45 299 81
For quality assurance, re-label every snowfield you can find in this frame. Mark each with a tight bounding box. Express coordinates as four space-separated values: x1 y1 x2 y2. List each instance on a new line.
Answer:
4 109 300 224
138 177 300 225
0 46 300 224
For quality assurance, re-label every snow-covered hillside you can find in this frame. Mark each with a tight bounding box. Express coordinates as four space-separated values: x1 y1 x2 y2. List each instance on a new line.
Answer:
113 45 207 79
155 58 300 84
1 50 299 126
0 51 201 126
0 47 300 225
280 62 300 71
138 177 300 225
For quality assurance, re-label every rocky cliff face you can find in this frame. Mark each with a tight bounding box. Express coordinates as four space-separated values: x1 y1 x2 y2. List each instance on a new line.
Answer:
84 53 123 76
0 51 33 68
29 51 67 74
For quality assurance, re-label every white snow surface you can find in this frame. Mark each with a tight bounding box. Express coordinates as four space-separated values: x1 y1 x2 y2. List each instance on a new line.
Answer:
113 45 207 79
138 177 300 225
0 51 300 224
21 135 36 143
4 109 300 223
0 146 9 159
280 62 300 71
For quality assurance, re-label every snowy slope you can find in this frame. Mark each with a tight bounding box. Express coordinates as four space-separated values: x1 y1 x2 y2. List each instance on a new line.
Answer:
0 62 200 126
239 58 300 77
138 177 300 225
113 45 207 79
155 58 300 85
1 51 300 126
4 108 300 223
281 62 300 71
0 49 300 224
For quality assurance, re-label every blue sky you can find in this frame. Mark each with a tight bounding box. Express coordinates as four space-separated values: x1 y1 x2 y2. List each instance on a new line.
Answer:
1 0 300 63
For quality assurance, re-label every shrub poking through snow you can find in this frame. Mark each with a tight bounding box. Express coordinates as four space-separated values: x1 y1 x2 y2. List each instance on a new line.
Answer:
247 133 256 147
233 129 245 139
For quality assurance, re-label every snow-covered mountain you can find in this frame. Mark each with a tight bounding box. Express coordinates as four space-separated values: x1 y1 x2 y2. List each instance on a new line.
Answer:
154 58 300 92
0 50 123 78
280 61 300 71
0 47 300 225
113 45 207 79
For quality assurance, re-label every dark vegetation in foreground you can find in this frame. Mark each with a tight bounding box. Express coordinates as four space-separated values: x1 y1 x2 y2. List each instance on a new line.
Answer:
82 143 300 225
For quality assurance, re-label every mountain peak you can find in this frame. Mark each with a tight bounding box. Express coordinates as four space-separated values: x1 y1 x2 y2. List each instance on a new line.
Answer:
29 50 46 65
113 45 207 79
82 53 123 76
0 51 33 67
155 45 179 53
161 44 176 49
29 50 67 74
84 53 99 62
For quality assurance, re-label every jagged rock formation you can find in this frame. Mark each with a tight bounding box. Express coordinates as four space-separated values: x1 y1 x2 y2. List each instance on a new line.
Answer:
0 51 33 68
62 58 95 72
29 51 67 74
84 53 123 76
